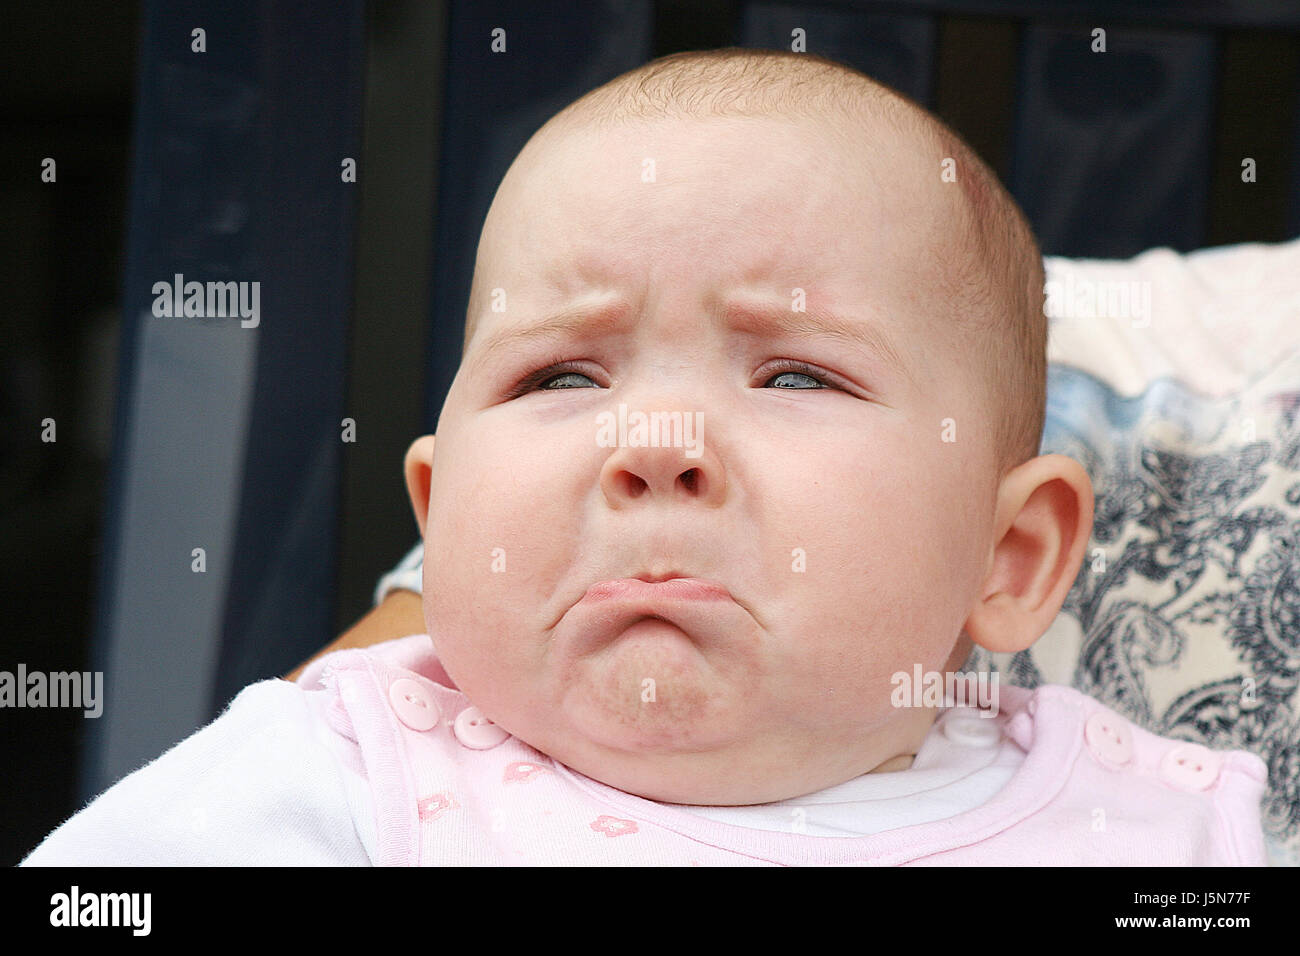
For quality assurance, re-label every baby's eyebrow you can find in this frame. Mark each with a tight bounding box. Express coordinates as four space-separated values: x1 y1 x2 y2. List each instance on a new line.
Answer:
468 297 909 382
721 301 909 381
469 300 631 376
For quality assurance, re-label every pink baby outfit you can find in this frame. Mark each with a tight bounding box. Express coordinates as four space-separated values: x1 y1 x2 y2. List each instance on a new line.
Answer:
23 634 1268 865
303 635 1268 865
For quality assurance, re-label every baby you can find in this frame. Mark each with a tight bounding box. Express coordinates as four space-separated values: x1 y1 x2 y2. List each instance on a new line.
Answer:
23 48 1267 865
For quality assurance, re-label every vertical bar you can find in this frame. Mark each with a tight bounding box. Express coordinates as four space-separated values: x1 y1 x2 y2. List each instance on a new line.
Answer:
84 0 366 798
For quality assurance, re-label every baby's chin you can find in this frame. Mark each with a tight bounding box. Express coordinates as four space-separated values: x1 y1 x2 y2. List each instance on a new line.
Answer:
430 602 939 803
553 618 757 753
518 628 871 804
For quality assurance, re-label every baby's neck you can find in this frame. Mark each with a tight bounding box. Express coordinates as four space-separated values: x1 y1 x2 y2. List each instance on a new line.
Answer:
872 753 915 773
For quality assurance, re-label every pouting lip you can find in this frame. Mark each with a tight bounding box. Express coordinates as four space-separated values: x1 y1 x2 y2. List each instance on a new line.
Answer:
560 578 742 653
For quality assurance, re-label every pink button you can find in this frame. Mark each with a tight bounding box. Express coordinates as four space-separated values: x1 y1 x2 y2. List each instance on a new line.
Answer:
1084 710 1133 767
454 705 509 749
1003 711 1034 750
388 677 440 731
1159 744 1222 792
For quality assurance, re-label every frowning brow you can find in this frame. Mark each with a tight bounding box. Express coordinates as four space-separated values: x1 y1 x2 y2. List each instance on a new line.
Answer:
721 301 910 381
467 298 910 383
468 301 631 376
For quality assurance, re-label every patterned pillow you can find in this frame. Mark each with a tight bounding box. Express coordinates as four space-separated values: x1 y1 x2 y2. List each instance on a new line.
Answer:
965 238 1300 866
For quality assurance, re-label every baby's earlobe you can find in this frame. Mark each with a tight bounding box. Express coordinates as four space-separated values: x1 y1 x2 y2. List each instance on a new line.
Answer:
403 435 438 537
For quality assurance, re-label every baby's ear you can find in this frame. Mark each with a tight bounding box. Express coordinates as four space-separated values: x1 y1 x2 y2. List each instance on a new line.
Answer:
403 435 438 539
964 454 1094 655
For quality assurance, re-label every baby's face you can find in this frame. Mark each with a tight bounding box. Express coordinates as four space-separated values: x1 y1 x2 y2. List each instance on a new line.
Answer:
419 111 1000 804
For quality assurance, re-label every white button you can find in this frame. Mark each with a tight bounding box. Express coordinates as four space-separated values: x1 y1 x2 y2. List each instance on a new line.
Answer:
943 713 1001 747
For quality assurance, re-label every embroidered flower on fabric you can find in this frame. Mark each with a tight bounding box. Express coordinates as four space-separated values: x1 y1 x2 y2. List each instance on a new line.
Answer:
503 761 550 783
418 792 459 821
590 815 638 837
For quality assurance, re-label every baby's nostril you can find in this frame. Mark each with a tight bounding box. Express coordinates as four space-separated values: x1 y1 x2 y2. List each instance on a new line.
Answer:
680 468 697 491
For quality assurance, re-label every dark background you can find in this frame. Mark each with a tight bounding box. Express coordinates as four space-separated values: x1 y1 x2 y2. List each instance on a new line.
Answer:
2 0 1298 865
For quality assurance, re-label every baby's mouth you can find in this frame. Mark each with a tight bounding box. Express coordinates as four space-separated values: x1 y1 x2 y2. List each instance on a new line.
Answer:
559 577 745 655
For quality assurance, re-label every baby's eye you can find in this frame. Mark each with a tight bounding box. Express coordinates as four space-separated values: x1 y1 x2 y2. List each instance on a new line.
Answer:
508 362 600 397
508 359 841 397
537 371 598 390
762 361 834 389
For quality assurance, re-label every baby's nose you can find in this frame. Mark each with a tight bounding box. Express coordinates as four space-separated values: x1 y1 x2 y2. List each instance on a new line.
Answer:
595 403 723 508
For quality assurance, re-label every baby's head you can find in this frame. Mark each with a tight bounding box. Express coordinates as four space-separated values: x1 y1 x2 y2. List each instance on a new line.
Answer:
404 49 1093 804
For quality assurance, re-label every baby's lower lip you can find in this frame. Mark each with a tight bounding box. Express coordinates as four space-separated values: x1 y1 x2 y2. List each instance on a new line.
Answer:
562 578 743 655
581 578 732 603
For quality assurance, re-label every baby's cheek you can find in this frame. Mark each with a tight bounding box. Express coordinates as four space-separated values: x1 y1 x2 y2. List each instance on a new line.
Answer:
426 491 523 600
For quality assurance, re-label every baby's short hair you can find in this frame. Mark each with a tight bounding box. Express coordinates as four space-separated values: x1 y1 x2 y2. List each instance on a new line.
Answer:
468 48 1046 477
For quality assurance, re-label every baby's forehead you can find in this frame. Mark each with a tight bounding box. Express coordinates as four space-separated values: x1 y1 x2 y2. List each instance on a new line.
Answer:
527 110 953 226
470 106 984 343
